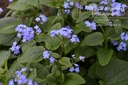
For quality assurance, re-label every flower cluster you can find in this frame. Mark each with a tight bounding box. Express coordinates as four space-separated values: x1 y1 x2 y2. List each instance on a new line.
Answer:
79 56 85 61
116 32 128 51
85 0 127 16
34 25 42 35
15 24 41 42
117 42 127 51
42 51 55 63
63 0 83 14
50 26 80 43
85 21 97 30
111 40 118 46
8 68 38 85
10 41 20 54
15 24 34 42
35 14 47 24
69 64 80 73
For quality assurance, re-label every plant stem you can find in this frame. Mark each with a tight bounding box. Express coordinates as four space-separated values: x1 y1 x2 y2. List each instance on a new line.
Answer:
99 24 108 49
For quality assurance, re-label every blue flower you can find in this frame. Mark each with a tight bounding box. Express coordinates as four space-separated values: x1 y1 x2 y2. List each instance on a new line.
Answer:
27 80 33 85
117 42 127 51
70 35 80 43
0 8 3 13
49 57 55 63
85 21 97 30
8 79 14 85
64 2 70 8
69 64 80 73
34 25 42 35
79 56 85 61
42 51 51 59
10 41 20 54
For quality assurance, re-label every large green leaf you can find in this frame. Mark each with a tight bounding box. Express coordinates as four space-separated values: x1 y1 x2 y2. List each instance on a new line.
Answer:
45 36 61 50
0 51 10 67
75 46 96 59
61 73 86 85
113 19 122 33
30 63 50 79
75 22 92 33
0 17 21 46
81 32 104 46
121 19 128 29
39 0 57 7
49 22 61 33
76 12 91 23
94 14 109 25
18 46 45 63
106 27 120 40
97 48 113 66
89 59 128 85
59 57 72 67
46 74 58 85
8 0 39 10
71 8 80 20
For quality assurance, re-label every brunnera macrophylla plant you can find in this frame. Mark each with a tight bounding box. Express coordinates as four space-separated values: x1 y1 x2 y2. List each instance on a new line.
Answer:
0 0 128 85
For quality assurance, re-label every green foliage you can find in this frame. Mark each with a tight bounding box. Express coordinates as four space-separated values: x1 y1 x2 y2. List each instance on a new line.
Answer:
0 0 128 84
97 48 113 66
81 32 104 46
61 73 86 85
89 59 128 85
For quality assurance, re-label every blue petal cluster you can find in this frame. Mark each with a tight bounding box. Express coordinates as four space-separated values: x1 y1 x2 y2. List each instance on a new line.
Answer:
10 41 20 54
8 68 38 85
50 26 80 43
85 21 96 30
15 24 34 42
42 51 55 63
35 14 47 24
63 0 83 14
69 64 80 73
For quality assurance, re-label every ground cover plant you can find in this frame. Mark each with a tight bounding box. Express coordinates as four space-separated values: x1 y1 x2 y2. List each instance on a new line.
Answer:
0 0 128 85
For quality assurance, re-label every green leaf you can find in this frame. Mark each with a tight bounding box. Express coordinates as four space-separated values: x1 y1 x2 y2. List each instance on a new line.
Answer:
106 27 120 40
28 69 37 80
75 46 96 59
113 19 122 33
35 33 49 42
7 62 20 78
97 48 113 66
64 42 78 54
0 17 21 46
51 53 61 58
8 0 39 10
94 14 109 25
87 0 102 2
49 22 61 33
76 12 91 23
121 19 128 29
61 73 86 85
59 57 72 67
8 0 31 10
30 63 50 79
81 32 104 46
0 51 10 67
39 0 57 7
21 40 36 53
0 33 20 46
45 36 61 50
89 59 128 85
46 74 58 85
71 8 80 20
75 22 92 33
18 46 45 63
0 17 20 28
